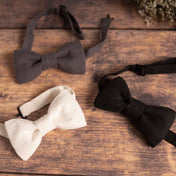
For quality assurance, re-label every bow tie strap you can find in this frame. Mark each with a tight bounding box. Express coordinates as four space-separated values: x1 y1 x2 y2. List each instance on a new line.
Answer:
98 66 130 88
18 86 75 118
59 5 84 40
98 58 176 88
129 58 176 76
85 15 114 59
164 130 176 147
22 5 84 50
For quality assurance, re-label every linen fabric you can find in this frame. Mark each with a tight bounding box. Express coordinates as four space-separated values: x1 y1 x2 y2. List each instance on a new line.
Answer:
94 76 176 147
0 86 87 161
13 5 113 84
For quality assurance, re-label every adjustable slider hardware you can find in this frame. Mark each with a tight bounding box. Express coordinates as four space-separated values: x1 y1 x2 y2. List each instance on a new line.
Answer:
16 106 27 119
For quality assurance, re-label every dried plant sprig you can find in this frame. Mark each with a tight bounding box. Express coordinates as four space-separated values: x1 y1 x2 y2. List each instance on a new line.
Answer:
134 0 176 24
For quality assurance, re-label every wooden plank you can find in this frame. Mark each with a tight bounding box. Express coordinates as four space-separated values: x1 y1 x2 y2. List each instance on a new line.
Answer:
0 29 176 175
0 0 175 30
0 174 46 176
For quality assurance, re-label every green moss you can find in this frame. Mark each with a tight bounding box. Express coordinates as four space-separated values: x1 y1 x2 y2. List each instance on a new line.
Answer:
134 0 176 24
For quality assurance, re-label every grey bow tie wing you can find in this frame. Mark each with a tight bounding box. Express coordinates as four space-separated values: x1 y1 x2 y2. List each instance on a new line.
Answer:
13 49 43 84
41 41 86 74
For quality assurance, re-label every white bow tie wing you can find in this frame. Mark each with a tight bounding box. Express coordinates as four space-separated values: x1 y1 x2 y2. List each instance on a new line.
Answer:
34 89 87 132
51 89 87 130
5 119 42 161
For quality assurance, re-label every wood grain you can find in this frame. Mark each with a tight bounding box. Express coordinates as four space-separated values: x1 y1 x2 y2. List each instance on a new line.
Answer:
0 174 45 176
0 0 175 30
0 29 176 175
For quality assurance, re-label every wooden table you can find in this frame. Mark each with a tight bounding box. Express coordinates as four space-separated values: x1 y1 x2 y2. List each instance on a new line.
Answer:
0 0 176 175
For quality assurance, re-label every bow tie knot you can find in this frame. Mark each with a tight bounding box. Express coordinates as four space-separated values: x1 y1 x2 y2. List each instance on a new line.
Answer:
41 54 57 71
124 98 146 122
34 114 56 136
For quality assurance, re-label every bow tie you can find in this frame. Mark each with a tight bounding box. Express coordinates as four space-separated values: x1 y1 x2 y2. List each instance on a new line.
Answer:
13 5 113 84
14 41 86 84
0 86 87 160
94 76 176 147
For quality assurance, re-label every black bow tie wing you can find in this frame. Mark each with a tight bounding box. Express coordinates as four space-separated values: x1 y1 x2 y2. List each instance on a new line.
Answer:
41 41 86 74
13 49 43 84
136 106 175 147
94 77 131 112
94 76 176 147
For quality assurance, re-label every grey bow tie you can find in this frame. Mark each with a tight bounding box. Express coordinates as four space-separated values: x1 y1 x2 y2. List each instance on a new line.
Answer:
13 5 113 84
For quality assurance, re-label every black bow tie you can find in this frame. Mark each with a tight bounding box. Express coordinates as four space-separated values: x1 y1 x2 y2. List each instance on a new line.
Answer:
94 76 176 147
13 5 113 84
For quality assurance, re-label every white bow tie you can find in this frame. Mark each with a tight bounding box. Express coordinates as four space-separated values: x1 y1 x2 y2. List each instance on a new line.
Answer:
0 86 86 161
